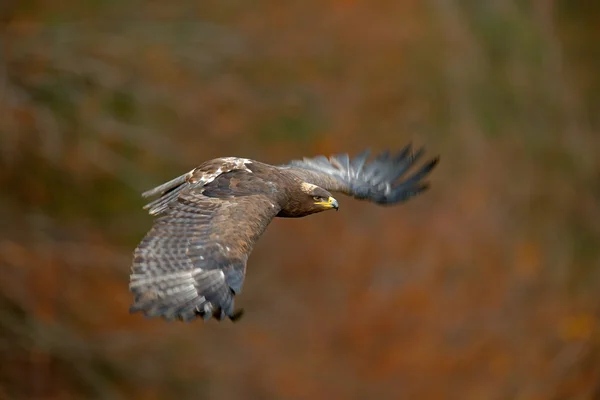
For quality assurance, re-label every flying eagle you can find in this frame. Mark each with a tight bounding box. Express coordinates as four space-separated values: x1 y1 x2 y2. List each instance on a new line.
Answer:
129 144 439 322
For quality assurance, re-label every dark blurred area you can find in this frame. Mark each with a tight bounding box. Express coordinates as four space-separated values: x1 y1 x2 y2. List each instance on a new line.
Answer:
1 1 599 399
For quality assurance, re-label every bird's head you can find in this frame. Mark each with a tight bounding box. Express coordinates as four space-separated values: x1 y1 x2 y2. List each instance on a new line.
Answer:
277 182 339 218
300 182 339 214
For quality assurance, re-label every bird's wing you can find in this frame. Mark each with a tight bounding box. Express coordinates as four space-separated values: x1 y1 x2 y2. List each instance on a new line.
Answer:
280 143 439 205
130 166 281 322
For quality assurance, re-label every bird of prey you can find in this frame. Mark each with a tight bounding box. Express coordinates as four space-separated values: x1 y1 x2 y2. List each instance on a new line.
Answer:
129 144 439 322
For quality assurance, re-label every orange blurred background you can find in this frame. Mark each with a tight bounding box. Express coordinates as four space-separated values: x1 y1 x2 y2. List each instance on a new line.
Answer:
1 1 599 399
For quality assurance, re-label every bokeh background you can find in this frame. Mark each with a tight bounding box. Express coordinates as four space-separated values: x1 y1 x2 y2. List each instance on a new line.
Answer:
1 1 599 399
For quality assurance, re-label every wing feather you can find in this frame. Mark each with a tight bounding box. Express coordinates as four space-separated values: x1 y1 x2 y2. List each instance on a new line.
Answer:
130 168 281 322
281 143 439 205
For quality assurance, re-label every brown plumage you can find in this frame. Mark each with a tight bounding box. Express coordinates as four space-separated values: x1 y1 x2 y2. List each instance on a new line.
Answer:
129 144 439 322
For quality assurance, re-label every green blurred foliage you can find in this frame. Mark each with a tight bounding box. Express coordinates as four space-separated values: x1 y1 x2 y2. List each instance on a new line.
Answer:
1 0 599 399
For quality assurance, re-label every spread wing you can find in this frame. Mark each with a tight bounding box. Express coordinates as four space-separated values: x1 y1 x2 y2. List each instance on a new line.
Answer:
129 166 281 322
281 143 439 205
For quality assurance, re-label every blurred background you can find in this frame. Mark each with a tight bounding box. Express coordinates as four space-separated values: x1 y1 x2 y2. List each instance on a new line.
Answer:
1 1 599 399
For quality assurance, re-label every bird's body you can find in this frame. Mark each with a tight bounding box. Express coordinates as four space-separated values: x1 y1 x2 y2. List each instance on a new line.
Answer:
130 145 439 322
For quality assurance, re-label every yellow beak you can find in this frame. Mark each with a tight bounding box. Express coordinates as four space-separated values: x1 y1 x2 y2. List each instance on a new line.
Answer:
315 196 339 210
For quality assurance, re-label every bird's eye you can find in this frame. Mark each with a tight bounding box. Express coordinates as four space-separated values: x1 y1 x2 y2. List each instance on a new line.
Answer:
313 196 322 201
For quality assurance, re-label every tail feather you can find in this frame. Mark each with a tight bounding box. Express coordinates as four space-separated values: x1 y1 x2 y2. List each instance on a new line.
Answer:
143 188 184 215
141 171 194 215
142 171 192 198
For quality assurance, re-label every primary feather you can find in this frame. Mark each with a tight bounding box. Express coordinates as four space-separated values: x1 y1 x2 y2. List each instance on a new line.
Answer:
282 144 439 204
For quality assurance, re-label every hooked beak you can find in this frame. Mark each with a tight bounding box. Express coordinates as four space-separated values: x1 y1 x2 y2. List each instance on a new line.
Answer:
315 196 339 211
